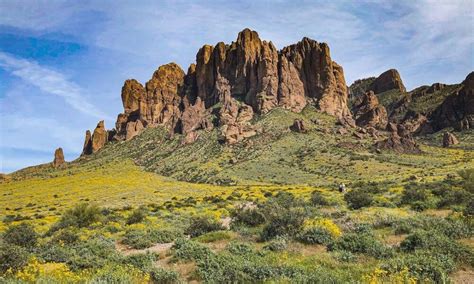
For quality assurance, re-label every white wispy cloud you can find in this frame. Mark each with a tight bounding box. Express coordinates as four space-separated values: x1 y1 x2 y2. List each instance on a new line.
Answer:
0 52 109 119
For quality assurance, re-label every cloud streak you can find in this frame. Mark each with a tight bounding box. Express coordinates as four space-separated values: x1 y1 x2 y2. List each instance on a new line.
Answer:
0 52 109 119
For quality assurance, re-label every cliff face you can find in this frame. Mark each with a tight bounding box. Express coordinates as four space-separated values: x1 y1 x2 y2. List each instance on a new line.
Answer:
81 28 351 151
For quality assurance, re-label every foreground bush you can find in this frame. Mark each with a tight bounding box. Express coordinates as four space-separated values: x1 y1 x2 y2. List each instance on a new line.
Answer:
0 243 29 273
2 223 38 248
126 206 148 225
344 189 373 209
149 267 180 284
328 232 392 259
122 228 182 249
185 216 224 238
231 206 266 227
310 191 329 206
50 203 102 232
260 208 305 241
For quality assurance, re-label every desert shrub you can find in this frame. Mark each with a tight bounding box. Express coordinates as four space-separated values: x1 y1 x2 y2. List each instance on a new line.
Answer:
89 264 149 283
51 229 80 245
185 216 224 238
310 191 329 206
2 223 38 248
344 189 373 209
263 235 288 251
126 206 148 225
332 251 356 262
51 203 101 231
393 216 472 239
149 267 180 284
227 242 254 256
400 230 472 263
437 189 470 208
67 236 120 271
401 186 428 204
195 230 232 243
328 232 392 259
260 208 305 241
0 243 29 273
297 227 333 245
459 168 474 193
231 207 266 227
381 251 455 283
464 198 474 216
172 238 213 261
122 228 181 249
122 252 158 270
37 242 73 263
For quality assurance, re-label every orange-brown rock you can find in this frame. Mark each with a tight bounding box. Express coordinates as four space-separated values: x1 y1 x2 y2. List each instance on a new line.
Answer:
431 72 474 131
443 132 459 147
91 120 107 153
52 147 65 168
290 119 307 133
125 120 144 141
280 38 350 118
121 79 145 114
218 95 257 144
178 97 213 144
81 130 92 156
370 69 406 94
352 91 388 129
376 124 421 153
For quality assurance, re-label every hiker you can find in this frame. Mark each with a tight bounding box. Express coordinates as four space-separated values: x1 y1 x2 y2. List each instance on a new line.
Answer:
338 183 346 193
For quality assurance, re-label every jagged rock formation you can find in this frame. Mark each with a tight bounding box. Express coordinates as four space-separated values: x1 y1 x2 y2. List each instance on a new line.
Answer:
290 119 307 133
376 123 421 153
52 148 65 168
91 28 352 151
82 121 107 155
431 72 474 131
443 132 459 147
352 91 388 129
81 130 92 156
371 69 406 94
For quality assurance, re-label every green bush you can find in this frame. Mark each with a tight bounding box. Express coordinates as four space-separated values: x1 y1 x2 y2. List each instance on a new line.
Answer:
67 236 121 271
172 238 213 261
263 235 288 252
195 231 232 243
401 187 428 204
328 232 392 259
393 216 472 239
149 267 180 284
0 243 29 273
231 207 266 227
52 229 80 245
381 251 455 283
459 168 474 193
185 216 224 238
260 208 305 241
344 189 373 209
296 227 333 245
464 198 474 216
227 242 254 256
126 206 148 225
122 252 158 270
51 203 102 231
122 228 182 249
437 190 470 208
2 223 38 248
310 191 329 206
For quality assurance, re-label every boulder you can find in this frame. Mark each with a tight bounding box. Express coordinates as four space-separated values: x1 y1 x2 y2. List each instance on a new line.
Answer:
442 132 459 147
370 69 406 94
375 124 421 154
52 148 65 168
352 91 388 129
290 119 307 133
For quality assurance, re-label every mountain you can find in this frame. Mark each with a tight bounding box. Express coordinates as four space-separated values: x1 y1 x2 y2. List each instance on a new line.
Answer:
1 28 473 284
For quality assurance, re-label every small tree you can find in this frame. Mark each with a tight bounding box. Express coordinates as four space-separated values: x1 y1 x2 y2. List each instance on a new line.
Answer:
344 189 373 209
3 223 38 248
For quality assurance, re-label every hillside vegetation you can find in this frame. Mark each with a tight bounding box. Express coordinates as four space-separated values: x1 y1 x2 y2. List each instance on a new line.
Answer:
1 105 473 283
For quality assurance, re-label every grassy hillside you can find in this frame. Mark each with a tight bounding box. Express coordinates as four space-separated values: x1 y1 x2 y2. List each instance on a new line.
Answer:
1 106 473 283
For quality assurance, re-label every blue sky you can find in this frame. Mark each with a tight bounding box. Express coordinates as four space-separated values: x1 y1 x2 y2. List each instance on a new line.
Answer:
0 0 473 173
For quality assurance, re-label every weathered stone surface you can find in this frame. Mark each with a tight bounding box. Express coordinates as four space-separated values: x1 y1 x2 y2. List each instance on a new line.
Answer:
371 69 406 94
91 121 107 153
431 72 474 131
218 95 257 144
178 97 213 144
290 119 307 133
443 132 459 147
278 55 306 112
81 130 92 156
376 124 421 153
52 148 65 168
125 120 144 141
121 79 145 114
280 38 350 118
352 91 388 129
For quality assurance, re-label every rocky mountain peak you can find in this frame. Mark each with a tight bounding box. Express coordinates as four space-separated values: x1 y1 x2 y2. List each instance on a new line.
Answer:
371 69 406 94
